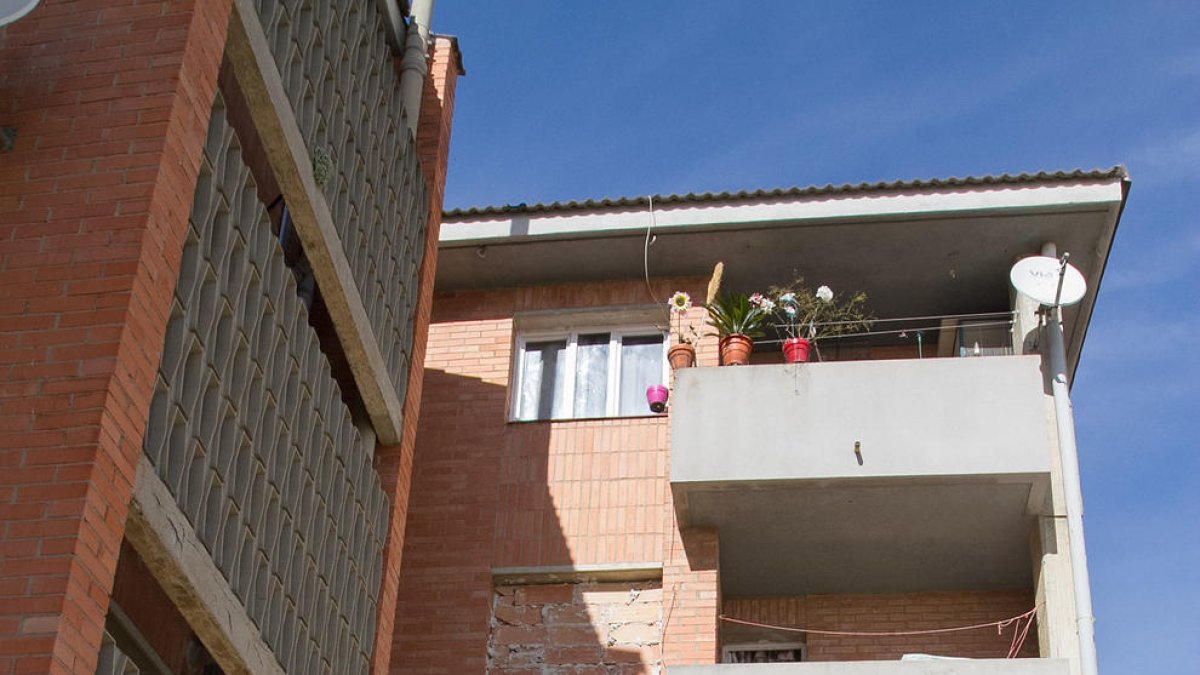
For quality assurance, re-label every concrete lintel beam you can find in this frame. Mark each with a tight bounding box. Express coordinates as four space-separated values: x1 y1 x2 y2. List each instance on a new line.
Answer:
125 457 286 675
492 563 664 586
225 0 404 444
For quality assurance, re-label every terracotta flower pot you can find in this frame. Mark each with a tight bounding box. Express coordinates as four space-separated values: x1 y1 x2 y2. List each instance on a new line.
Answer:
782 337 811 363
668 343 696 369
719 334 754 366
646 385 669 413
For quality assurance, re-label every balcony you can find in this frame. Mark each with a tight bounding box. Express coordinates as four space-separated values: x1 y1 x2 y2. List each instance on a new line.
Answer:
669 659 1069 675
670 355 1053 596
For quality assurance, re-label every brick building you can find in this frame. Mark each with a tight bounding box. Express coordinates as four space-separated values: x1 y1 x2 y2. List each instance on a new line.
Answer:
397 170 1128 674
1 1 461 673
2 2 1128 674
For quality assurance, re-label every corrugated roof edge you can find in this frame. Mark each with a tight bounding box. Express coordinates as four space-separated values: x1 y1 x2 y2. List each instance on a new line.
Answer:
444 166 1129 219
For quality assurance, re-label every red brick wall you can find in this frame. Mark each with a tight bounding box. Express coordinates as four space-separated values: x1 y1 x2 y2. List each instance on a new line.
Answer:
723 589 1038 661
109 542 193 674
489 582 663 674
0 2 230 673
415 36 461 209
495 417 668 567
393 278 712 673
396 275 1040 671
373 36 463 675
662 528 721 666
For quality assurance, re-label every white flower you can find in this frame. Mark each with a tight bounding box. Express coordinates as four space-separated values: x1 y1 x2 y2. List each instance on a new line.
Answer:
816 285 834 303
669 291 692 314
758 298 775 312
783 305 798 316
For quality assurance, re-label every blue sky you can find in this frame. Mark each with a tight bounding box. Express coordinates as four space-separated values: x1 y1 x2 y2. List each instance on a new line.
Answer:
436 2 1199 671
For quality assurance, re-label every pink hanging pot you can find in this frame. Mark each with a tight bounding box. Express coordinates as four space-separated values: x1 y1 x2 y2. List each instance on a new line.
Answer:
646 385 669 413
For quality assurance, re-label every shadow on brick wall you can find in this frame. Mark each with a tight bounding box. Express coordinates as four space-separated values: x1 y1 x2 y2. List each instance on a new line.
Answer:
394 367 666 673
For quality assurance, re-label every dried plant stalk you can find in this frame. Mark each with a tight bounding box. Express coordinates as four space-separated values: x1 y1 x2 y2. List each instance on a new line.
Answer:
706 262 724 305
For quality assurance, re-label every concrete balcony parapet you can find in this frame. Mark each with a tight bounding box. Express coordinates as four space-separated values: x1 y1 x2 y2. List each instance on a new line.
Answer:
670 356 1054 596
671 355 1052 488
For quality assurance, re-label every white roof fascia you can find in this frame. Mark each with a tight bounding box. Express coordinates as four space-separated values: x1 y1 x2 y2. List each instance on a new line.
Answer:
441 181 1126 246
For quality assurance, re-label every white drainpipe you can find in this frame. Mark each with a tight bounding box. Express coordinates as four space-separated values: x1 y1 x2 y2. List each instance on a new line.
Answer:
400 0 434 138
410 0 434 50
1040 241 1100 675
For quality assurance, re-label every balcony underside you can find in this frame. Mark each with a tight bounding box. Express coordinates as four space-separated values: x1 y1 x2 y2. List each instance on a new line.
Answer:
679 478 1039 596
670 357 1054 596
670 658 1069 674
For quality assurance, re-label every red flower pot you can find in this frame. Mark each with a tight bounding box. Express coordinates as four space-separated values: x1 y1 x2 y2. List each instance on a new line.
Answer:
719 334 754 366
668 343 696 369
783 337 811 363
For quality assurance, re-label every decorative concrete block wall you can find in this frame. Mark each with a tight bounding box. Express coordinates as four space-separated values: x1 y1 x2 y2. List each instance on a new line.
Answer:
142 92 387 675
253 0 430 401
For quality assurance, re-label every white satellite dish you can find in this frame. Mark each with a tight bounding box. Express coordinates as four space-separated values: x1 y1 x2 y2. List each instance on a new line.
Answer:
1010 255 1087 307
0 0 40 27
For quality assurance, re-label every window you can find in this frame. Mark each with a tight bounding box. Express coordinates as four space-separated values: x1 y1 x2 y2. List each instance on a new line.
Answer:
514 329 667 421
722 642 806 663
956 319 1014 357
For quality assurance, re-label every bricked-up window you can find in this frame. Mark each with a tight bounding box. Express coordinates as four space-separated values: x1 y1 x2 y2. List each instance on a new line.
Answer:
514 329 667 420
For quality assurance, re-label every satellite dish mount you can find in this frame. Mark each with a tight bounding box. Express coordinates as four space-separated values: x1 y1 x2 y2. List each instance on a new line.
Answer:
1009 249 1100 675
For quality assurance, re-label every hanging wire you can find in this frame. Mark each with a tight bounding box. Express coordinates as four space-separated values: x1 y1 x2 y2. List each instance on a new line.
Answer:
804 309 1015 329
719 607 1037 639
643 195 659 309
1006 610 1037 658
757 313 1016 346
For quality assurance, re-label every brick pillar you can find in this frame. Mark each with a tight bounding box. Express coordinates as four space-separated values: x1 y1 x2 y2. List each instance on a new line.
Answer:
662 527 721 666
0 2 231 673
371 35 463 675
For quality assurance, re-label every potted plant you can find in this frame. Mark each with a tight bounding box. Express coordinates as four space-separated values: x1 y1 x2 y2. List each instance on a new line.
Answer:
705 292 771 365
772 278 871 363
666 291 700 369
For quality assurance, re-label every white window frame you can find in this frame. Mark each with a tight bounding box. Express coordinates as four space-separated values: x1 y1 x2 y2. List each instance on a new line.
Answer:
511 326 669 421
722 641 807 664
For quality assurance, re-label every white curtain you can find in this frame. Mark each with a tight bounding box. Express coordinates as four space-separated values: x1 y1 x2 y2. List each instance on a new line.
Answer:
619 335 663 416
518 340 567 420
573 333 610 418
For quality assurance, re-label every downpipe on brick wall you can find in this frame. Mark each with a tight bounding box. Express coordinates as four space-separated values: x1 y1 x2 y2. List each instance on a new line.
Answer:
400 0 435 138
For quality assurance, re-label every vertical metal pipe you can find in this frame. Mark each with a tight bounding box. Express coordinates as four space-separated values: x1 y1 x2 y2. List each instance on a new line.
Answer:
410 0 434 48
1045 266 1100 675
400 0 435 137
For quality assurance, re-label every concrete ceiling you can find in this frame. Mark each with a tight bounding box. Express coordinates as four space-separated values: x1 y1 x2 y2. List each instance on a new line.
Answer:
685 481 1037 597
438 184 1125 372
439 208 1107 314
